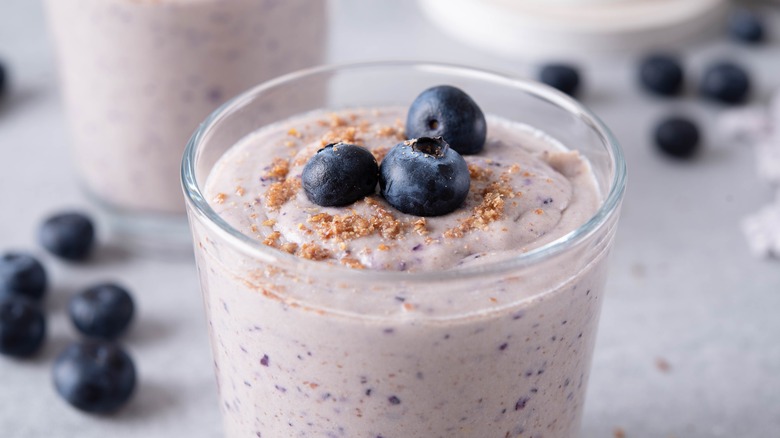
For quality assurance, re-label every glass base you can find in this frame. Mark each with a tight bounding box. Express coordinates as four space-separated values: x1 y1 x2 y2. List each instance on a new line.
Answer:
88 194 193 258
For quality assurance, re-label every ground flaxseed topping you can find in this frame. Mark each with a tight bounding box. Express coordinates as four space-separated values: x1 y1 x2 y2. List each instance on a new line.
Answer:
213 192 228 204
206 107 594 272
306 198 411 242
264 157 290 180
299 243 331 261
443 173 518 239
320 126 362 147
468 163 494 182
263 231 281 248
265 178 301 210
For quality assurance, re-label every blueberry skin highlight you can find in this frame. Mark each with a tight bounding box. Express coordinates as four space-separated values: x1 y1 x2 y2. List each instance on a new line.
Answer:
405 85 487 155
379 137 470 217
654 117 700 159
539 64 581 97
38 212 95 261
700 61 751 105
302 143 379 207
70 283 135 340
729 9 765 44
638 54 684 97
0 298 46 358
0 252 47 301
53 341 136 414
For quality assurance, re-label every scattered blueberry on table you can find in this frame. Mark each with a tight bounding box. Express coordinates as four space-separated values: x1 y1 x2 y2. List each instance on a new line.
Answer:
53 340 136 414
302 142 379 207
0 60 6 97
69 283 135 341
38 212 95 261
538 64 581 97
654 116 701 159
405 85 487 155
0 252 47 301
379 136 470 217
729 9 765 44
700 61 751 105
638 54 684 97
0 298 46 358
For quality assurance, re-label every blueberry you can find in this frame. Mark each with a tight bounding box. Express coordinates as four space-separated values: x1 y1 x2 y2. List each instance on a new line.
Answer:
0 252 47 301
53 341 136 414
38 212 95 261
700 61 751 105
729 9 765 44
0 298 46 357
0 61 6 97
302 142 379 207
379 137 470 217
405 85 487 155
69 283 134 340
638 54 684 96
539 64 581 97
654 117 700 159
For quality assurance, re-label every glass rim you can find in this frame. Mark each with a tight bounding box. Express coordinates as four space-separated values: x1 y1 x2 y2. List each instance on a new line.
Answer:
181 60 627 284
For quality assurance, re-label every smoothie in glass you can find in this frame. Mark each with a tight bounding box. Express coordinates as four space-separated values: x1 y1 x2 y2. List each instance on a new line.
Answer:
46 0 327 218
183 62 626 437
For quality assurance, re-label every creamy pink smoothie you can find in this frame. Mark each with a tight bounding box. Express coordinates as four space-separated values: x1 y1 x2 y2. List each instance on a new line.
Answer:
193 107 611 437
46 0 327 214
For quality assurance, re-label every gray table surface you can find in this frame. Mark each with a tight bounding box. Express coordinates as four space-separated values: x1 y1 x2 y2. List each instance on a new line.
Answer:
2 0 779 437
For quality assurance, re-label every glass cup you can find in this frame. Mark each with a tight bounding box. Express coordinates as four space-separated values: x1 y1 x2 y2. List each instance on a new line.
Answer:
182 62 626 437
45 0 327 249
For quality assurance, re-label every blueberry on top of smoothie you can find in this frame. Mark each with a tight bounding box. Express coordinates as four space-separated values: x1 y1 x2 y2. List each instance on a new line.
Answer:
69 283 135 341
379 137 470 217
406 85 487 155
302 142 379 207
53 340 136 414
0 297 46 358
0 252 47 301
700 61 751 105
539 64 581 97
729 9 765 44
638 54 684 97
38 212 95 261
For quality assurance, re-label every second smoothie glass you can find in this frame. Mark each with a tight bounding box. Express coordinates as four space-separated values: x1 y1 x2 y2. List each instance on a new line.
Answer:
46 0 327 250
183 62 626 437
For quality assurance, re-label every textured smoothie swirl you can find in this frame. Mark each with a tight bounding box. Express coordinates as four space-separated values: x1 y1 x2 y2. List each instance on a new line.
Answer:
205 107 599 271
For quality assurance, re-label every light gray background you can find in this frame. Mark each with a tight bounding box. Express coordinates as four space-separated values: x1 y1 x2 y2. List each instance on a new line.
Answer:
1 0 779 437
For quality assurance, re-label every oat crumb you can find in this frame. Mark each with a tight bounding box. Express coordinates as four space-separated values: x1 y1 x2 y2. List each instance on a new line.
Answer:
299 243 331 261
235 186 245 196
287 127 302 138
280 243 298 254
468 163 494 181
265 178 301 210
213 193 227 204
413 218 428 235
341 256 365 269
264 157 290 180
263 231 281 248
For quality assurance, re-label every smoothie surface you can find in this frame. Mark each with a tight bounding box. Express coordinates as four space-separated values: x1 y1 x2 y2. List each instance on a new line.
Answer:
205 107 600 271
